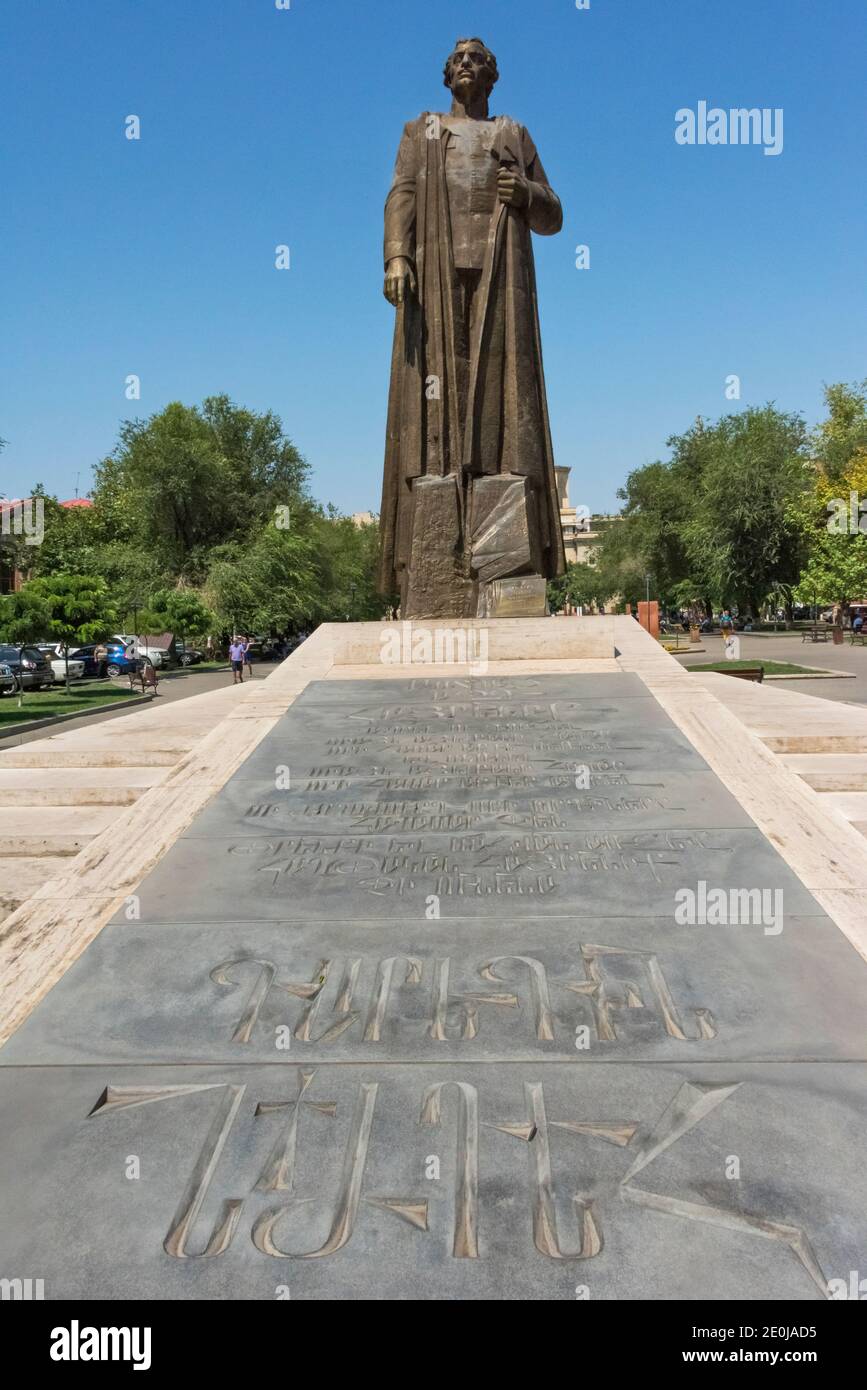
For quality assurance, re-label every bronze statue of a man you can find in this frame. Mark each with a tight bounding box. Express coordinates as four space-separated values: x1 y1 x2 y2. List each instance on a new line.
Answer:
377 37 566 618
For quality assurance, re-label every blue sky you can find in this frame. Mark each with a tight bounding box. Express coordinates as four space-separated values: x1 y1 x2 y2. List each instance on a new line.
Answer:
2 0 865 515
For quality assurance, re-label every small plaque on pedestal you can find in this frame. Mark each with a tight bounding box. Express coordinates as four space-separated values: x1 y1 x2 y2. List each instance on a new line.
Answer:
480 574 548 617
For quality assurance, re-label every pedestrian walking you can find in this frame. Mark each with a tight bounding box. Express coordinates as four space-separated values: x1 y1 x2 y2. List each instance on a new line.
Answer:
243 636 254 679
229 636 246 684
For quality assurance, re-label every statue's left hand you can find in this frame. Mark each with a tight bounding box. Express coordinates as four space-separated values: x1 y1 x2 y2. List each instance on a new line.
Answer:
497 167 530 209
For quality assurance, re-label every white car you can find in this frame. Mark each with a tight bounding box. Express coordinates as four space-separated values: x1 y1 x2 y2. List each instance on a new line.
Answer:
36 645 84 682
113 636 166 668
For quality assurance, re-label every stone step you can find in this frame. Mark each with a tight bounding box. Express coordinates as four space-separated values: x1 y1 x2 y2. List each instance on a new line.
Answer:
780 753 867 792
0 805 118 855
821 792 867 824
0 766 167 789
0 835 95 856
0 854 68 914
764 735 867 754
0 786 144 806
0 749 179 768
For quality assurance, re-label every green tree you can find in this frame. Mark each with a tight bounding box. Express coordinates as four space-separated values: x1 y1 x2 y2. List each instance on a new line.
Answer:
25 574 116 689
547 561 616 614
307 510 384 622
794 381 867 610
0 586 52 707
151 588 216 641
679 407 810 620
205 527 320 634
596 407 810 622
593 441 715 614
91 395 312 583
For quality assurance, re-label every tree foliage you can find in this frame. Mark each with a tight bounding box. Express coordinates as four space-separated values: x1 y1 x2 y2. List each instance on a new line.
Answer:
592 405 811 617
20 396 383 639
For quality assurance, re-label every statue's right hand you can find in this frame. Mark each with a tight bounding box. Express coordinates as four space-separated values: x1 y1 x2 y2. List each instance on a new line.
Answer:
384 257 417 307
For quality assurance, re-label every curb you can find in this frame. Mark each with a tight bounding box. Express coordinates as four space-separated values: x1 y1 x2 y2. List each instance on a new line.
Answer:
765 669 856 680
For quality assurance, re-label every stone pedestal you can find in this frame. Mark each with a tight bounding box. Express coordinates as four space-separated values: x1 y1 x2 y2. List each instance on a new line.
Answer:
638 600 660 638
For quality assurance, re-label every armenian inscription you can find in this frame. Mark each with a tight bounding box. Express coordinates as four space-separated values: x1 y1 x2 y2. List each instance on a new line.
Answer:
210 948 716 1047
86 1071 829 1294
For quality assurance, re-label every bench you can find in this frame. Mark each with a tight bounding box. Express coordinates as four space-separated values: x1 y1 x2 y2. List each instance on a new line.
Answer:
718 665 764 683
802 625 832 642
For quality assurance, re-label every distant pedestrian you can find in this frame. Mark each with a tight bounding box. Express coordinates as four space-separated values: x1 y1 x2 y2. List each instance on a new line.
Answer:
229 636 245 684
854 612 864 634
243 636 254 678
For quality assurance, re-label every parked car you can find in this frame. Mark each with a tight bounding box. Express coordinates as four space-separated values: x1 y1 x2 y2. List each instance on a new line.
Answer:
102 641 141 678
35 644 86 683
175 641 203 666
0 661 15 696
113 635 166 668
0 644 55 690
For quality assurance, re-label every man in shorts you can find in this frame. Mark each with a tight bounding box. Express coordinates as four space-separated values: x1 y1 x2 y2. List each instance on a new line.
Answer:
229 636 246 684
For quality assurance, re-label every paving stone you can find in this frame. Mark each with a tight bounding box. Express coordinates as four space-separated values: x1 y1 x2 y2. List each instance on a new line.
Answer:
183 770 753 839
120 826 823 923
2 914 862 1067
0 1061 862 1300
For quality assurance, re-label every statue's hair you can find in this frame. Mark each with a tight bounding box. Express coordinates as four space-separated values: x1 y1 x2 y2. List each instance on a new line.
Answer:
443 37 499 97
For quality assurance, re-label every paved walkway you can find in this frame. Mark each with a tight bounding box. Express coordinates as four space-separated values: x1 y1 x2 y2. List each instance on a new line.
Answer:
0 665 238 750
675 631 867 704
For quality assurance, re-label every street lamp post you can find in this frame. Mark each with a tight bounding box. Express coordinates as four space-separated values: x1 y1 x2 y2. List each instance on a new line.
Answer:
130 595 144 649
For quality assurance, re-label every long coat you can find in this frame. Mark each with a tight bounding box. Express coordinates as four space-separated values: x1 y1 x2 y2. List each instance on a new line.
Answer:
377 113 566 596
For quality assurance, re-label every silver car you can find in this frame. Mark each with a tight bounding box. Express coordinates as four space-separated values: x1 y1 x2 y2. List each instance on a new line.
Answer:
0 661 15 696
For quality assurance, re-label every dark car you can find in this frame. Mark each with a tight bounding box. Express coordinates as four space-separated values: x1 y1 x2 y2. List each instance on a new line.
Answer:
175 641 203 667
71 641 139 678
0 644 54 691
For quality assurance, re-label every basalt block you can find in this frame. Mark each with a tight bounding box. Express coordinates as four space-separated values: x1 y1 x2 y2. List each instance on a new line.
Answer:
402 475 474 619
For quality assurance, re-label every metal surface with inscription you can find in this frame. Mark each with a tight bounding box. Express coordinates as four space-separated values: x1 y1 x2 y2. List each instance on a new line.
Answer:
2 672 867 1299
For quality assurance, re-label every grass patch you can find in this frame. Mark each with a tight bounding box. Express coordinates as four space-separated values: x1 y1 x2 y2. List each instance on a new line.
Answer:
0 680 141 728
686 660 818 676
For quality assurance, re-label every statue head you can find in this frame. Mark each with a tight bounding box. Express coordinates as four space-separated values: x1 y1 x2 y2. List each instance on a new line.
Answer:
443 37 499 103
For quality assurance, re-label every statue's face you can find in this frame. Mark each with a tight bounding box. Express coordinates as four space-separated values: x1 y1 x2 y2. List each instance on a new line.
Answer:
447 43 491 103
